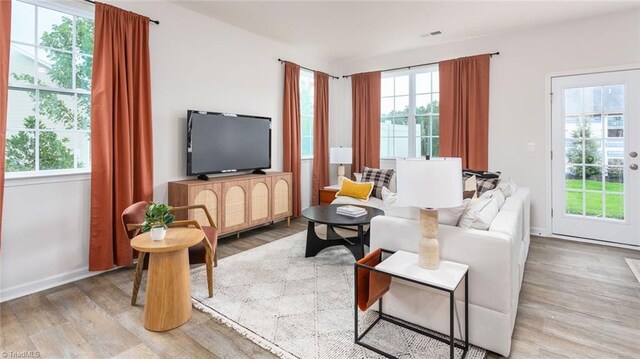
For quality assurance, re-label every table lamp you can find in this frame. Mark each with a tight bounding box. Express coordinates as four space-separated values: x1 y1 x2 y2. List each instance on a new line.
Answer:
396 158 463 269
330 147 353 186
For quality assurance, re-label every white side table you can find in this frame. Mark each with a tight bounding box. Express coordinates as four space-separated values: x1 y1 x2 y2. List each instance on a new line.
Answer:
354 249 469 359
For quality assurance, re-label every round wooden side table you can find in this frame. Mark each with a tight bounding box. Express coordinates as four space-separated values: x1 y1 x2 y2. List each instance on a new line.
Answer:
130 227 204 332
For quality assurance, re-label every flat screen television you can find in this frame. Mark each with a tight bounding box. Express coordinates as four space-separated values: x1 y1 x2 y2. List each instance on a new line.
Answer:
187 110 271 178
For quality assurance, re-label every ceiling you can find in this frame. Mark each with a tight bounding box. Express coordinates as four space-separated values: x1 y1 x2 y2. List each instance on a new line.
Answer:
172 1 640 61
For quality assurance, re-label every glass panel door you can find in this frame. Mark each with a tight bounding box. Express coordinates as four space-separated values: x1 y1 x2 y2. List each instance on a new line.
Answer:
552 70 639 246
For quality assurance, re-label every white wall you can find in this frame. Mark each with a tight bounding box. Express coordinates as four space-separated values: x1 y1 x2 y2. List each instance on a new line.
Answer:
0 0 335 301
335 10 640 232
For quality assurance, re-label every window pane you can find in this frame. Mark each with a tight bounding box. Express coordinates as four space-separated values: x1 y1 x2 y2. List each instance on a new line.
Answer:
395 75 409 96
416 94 429 114
566 165 584 187
432 71 439 92
585 192 603 218
566 191 584 215
585 115 603 138
605 166 623 193
38 131 74 170
565 88 583 114
416 116 428 137
419 137 430 157
37 48 72 89
11 1 36 44
381 77 394 97
381 119 392 138
76 55 92 91
38 7 73 52
7 89 36 130
604 85 623 112
431 93 439 112
606 115 623 127
381 97 394 117
564 116 580 138
301 136 313 158
39 91 75 130
432 115 439 136
584 140 602 165
393 117 408 137
77 94 91 130
9 44 36 85
394 137 409 157
5 130 36 172
75 18 94 55
380 137 393 158
416 73 431 94
301 116 313 137
76 132 91 169
605 193 624 220
394 96 409 116
582 86 602 113
432 137 439 157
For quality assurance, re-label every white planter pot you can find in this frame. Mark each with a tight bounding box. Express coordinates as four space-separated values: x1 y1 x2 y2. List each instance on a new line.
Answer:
150 227 166 241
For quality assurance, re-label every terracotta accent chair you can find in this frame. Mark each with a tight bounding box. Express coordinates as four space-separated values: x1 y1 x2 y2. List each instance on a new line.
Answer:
121 201 218 306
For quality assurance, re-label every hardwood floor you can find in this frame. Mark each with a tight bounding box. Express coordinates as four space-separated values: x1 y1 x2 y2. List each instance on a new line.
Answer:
1 219 639 358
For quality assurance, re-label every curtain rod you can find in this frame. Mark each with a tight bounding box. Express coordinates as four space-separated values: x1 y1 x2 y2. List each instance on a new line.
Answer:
277 59 340 80
342 51 500 78
82 0 160 24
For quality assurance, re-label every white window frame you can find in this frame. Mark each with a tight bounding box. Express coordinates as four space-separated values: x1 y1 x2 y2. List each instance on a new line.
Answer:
5 0 94 180
381 65 439 159
300 69 314 159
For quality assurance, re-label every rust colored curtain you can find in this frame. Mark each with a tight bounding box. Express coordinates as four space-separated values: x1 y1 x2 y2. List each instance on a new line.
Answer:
351 71 381 174
311 71 329 205
439 54 490 170
283 62 301 217
89 3 154 271
0 0 10 244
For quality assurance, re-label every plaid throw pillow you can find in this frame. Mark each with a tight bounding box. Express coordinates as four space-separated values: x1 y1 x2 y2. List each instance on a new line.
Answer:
361 167 395 199
463 169 501 196
476 177 501 196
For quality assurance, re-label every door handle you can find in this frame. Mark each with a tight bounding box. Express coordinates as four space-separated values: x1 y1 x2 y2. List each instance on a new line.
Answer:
631 164 639 170
630 151 638 158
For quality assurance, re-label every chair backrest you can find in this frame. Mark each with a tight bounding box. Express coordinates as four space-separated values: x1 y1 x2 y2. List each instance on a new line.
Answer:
121 201 148 239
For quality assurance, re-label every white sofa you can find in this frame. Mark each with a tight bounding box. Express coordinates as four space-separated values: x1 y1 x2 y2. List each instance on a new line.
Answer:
365 187 530 357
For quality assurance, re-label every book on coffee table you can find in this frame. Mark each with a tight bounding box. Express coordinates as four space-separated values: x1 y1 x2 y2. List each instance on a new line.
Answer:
337 205 367 217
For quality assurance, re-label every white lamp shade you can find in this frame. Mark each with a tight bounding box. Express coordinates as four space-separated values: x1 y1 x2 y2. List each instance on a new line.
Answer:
396 158 463 209
330 147 353 164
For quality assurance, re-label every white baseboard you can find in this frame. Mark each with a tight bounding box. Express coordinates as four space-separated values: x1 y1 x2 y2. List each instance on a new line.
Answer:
530 227 548 237
0 267 105 303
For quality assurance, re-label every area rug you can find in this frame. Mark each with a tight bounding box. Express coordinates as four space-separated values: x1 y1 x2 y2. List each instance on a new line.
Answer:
190 229 486 359
625 258 640 284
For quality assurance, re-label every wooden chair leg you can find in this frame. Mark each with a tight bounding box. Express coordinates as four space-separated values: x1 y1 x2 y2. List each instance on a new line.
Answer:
131 251 146 306
214 250 218 267
206 250 213 298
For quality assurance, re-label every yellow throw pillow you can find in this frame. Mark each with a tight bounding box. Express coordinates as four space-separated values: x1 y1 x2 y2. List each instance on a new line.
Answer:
335 178 374 201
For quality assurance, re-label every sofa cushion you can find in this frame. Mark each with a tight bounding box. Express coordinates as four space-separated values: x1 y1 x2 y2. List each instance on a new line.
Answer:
498 178 518 197
472 197 502 230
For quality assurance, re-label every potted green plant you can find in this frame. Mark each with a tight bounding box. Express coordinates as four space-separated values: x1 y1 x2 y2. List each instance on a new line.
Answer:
141 202 175 241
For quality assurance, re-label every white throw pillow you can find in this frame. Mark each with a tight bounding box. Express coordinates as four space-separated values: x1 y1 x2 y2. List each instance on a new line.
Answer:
458 198 492 229
381 187 398 208
471 196 501 230
480 188 506 209
497 178 517 197
439 199 471 226
354 172 363 182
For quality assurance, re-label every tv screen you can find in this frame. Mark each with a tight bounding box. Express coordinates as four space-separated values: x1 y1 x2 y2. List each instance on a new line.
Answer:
187 110 271 176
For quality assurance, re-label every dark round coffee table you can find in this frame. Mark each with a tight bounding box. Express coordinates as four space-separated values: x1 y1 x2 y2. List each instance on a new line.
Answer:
302 204 384 260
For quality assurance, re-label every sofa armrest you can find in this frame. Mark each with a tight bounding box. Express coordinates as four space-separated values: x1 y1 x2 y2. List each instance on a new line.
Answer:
371 215 514 314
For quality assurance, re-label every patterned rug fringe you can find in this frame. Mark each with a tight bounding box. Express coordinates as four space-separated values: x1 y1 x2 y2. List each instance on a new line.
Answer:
191 296 298 359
